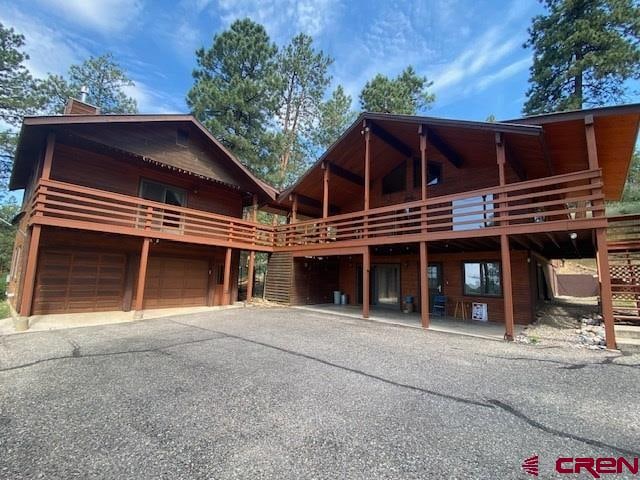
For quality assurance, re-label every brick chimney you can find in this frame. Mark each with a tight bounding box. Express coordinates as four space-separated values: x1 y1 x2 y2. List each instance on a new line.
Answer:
64 97 101 115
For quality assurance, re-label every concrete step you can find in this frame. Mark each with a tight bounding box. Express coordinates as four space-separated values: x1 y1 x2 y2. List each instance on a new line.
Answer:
615 325 640 339
617 338 640 354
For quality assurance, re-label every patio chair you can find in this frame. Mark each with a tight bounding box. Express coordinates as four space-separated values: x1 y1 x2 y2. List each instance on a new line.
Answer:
432 295 447 317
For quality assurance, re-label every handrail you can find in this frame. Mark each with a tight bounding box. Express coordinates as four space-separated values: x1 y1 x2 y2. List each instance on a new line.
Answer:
28 169 608 252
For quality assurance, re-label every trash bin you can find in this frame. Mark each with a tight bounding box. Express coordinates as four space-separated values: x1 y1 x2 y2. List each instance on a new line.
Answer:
333 291 341 305
340 293 348 305
403 295 414 313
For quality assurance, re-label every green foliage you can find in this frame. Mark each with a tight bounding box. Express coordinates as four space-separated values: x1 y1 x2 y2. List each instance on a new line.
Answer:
0 200 19 288
313 85 357 150
275 33 333 186
188 19 281 183
606 150 640 214
0 23 46 126
42 53 138 114
359 66 435 114
524 0 640 115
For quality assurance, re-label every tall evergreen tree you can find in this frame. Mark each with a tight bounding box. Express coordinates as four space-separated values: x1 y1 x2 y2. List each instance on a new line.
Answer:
359 66 435 114
42 53 138 114
313 85 356 150
274 33 332 186
187 19 280 181
524 0 640 115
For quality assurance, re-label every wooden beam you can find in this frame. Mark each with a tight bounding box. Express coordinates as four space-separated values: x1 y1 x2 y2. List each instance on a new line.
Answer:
504 139 527 181
595 228 616 349
539 131 554 176
296 194 339 215
42 133 55 180
362 246 370 318
426 127 463 168
419 241 429 328
363 122 371 211
322 162 330 219
133 237 150 312
223 247 232 305
18 225 42 318
501 234 515 341
246 251 255 302
369 121 412 157
290 194 298 223
419 125 427 201
328 163 364 186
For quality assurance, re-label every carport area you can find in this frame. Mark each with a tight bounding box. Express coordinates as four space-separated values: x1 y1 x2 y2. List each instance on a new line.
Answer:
294 304 525 341
1 307 637 479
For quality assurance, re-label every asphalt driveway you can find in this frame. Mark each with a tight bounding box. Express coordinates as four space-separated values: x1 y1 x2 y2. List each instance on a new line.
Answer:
1 307 639 479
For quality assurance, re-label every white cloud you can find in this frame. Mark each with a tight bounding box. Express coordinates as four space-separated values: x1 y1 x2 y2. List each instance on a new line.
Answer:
123 81 186 114
473 57 530 92
33 0 144 34
216 0 342 40
0 5 88 77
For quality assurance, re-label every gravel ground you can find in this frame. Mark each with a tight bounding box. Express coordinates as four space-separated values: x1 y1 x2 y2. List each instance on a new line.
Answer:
1 307 639 479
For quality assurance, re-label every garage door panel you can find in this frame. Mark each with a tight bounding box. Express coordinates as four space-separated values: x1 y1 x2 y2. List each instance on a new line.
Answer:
33 250 126 315
143 256 209 309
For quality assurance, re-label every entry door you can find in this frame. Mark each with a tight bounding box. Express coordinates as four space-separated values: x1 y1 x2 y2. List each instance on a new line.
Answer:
374 264 400 308
427 263 443 306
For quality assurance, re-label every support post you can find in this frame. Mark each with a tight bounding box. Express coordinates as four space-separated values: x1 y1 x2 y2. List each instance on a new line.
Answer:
17 225 42 325
133 237 151 315
363 123 371 211
42 133 55 180
223 247 232 305
501 234 514 341
291 194 298 223
362 246 370 319
595 229 616 349
495 133 507 226
322 163 330 219
246 195 258 302
419 241 429 328
419 126 427 202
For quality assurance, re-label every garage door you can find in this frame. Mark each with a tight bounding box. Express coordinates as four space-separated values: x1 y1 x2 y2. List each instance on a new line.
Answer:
143 257 209 309
33 250 126 314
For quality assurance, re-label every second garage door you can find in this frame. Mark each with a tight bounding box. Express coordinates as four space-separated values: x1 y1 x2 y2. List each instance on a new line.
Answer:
143 256 209 309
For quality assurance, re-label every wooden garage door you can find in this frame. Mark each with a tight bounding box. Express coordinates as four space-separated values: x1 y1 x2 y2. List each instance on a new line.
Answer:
33 250 126 314
143 257 209 309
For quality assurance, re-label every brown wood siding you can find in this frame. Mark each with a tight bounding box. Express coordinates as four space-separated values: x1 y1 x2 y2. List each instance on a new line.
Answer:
50 143 243 218
32 250 126 315
337 249 534 324
142 256 209 309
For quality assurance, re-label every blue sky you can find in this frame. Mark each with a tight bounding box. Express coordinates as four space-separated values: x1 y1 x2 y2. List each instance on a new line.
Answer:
1 0 550 121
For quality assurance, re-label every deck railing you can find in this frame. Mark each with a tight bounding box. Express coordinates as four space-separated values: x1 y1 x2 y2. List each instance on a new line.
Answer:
274 169 605 250
30 179 274 251
28 170 606 253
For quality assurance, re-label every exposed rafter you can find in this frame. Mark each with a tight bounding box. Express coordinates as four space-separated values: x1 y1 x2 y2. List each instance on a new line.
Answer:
425 127 464 168
368 122 413 157
328 163 364 186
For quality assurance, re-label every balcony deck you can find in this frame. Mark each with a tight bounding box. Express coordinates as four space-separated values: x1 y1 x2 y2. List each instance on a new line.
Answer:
29 169 608 254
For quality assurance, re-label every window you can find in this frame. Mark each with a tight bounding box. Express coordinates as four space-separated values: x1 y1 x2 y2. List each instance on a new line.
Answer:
382 162 406 194
463 261 502 296
140 179 186 207
452 194 495 231
413 159 442 188
176 128 189 147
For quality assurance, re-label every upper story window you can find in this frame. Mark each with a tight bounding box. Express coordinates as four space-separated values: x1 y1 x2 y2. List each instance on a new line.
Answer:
413 159 442 188
382 162 406 194
140 179 187 207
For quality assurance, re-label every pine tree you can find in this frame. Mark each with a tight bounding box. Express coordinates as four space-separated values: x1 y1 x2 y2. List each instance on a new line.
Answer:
313 85 356 150
524 0 640 115
359 66 435 114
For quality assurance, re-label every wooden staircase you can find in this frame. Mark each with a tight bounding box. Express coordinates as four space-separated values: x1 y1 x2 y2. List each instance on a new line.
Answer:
264 252 293 304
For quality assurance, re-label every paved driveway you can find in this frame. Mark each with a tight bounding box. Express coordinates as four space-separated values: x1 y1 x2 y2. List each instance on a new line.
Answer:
1 308 638 479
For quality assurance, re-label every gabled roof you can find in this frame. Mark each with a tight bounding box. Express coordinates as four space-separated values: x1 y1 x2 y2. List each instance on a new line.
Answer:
10 113 278 201
503 103 640 124
278 111 542 203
